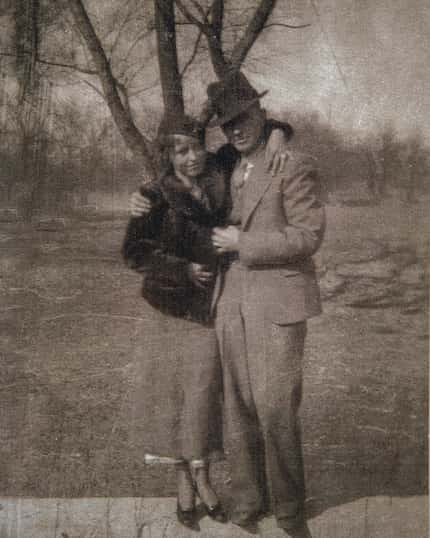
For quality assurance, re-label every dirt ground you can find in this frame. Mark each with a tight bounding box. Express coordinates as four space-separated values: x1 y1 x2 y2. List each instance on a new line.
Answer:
0 196 428 517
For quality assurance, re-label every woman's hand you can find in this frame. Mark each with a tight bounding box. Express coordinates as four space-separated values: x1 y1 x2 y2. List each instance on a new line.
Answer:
187 263 213 288
130 191 152 217
265 128 289 176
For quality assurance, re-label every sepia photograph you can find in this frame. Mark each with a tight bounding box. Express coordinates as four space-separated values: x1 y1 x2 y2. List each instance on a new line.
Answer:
0 1 428 536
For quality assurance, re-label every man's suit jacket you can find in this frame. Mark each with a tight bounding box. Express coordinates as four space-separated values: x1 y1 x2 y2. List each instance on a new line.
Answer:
218 147 326 325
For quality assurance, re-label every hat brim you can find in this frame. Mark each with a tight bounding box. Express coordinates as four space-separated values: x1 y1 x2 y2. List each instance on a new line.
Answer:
208 89 269 128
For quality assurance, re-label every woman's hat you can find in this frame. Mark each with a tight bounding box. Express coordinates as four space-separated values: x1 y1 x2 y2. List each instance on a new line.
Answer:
207 70 269 128
156 114 205 147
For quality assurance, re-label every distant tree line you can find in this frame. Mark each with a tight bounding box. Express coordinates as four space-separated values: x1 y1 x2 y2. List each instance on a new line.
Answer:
0 1 428 216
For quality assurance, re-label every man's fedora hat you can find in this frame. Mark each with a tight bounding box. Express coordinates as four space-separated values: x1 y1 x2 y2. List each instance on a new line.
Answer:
207 70 269 128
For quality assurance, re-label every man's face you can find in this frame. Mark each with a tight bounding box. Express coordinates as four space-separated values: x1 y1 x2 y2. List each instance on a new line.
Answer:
169 134 207 178
222 103 265 155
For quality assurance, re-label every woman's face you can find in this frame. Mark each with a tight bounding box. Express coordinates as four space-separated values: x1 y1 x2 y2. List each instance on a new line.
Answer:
169 134 206 178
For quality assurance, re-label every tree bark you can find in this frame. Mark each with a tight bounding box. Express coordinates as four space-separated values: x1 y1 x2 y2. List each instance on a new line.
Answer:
14 0 43 220
15 0 39 101
67 0 156 179
207 0 230 78
154 0 184 116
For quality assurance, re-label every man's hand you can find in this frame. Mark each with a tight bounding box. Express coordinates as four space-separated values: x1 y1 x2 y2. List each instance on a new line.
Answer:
130 191 152 217
265 128 288 176
212 226 240 254
187 263 214 288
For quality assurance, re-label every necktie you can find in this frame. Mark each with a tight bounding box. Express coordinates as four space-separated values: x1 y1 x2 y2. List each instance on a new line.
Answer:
233 160 253 191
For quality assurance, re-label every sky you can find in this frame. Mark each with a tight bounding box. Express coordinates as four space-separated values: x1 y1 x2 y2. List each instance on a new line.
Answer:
245 0 430 143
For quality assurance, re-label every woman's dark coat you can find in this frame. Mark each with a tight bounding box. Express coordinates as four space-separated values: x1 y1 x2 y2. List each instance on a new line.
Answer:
122 155 228 324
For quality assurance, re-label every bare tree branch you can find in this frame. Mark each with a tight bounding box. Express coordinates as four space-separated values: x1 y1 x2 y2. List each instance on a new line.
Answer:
189 0 209 24
263 22 311 29
210 0 224 37
175 0 280 79
66 0 156 176
116 79 132 117
34 57 98 74
128 81 160 98
155 0 184 114
123 29 154 64
230 0 278 69
174 0 230 77
0 50 98 75
81 78 104 98
106 0 144 60
179 2 212 78
206 0 230 77
174 0 210 33
180 26 204 77
108 12 134 58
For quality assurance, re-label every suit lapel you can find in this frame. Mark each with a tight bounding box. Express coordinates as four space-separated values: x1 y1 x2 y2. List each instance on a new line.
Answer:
241 153 274 229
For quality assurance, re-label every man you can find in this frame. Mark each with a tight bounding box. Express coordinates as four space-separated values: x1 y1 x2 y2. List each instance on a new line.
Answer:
209 71 325 537
128 73 322 537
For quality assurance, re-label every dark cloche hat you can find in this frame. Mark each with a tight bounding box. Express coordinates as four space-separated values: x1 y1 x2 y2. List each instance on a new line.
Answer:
156 113 205 147
207 70 269 127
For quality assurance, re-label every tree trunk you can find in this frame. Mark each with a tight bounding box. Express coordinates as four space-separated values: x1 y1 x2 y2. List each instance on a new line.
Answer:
15 0 42 220
207 0 231 78
154 0 184 116
67 0 156 180
229 0 278 69
15 0 39 102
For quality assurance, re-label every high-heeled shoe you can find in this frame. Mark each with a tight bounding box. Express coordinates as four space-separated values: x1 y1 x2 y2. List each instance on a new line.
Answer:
176 503 199 531
176 464 199 530
191 465 227 523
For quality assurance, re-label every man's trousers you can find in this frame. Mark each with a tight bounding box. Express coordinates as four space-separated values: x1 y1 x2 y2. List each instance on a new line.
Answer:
215 273 307 521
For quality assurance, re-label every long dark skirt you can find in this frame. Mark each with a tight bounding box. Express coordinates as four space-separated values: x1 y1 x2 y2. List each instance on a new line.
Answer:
130 303 223 462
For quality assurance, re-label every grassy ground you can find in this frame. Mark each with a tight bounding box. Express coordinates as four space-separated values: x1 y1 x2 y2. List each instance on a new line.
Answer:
0 196 427 516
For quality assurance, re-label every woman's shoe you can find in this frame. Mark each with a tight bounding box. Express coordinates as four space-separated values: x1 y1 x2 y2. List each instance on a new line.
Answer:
191 463 226 523
176 463 199 530
176 503 199 531
203 501 228 523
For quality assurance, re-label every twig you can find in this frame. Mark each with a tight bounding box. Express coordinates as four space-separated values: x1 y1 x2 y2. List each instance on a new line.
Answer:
0 50 98 75
264 22 311 29
190 0 209 23
179 2 212 77
229 0 277 69
128 81 160 97
81 78 104 99
116 79 132 116
174 0 210 34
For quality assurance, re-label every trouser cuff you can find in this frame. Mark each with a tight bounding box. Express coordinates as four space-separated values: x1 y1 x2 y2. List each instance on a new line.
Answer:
274 499 305 520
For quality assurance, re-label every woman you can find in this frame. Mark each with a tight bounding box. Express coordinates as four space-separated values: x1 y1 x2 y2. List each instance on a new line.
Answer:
123 114 228 530
124 112 291 530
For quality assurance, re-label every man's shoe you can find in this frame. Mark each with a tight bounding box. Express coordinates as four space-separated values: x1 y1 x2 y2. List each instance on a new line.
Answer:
203 501 228 523
230 508 266 531
277 517 312 537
